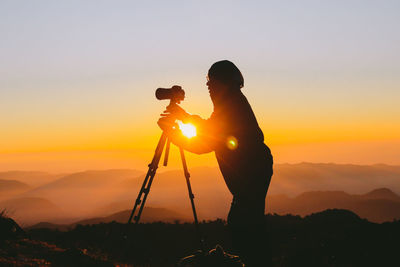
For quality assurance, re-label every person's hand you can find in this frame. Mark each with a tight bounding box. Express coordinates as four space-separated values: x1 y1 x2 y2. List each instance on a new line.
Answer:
160 103 189 121
157 115 175 133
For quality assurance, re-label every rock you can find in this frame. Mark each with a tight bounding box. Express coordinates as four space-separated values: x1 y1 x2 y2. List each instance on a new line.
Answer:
178 245 245 267
0 213 25 240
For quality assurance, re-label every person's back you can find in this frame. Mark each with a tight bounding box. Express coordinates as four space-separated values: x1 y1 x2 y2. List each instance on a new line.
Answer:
209 89 272 197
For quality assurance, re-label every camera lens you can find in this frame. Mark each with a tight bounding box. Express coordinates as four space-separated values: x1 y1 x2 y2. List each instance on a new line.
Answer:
155 87 185 103
155 88 173 100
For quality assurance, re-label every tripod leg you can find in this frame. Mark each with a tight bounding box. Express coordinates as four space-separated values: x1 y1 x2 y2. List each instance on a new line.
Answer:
179 147 205 251
163 138 171 166
127 132 168 225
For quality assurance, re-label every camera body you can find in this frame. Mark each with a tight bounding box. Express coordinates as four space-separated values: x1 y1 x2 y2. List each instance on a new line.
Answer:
156 85 185 104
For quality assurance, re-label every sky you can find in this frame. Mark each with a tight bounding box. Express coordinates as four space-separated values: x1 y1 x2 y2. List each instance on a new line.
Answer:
1 0 399 172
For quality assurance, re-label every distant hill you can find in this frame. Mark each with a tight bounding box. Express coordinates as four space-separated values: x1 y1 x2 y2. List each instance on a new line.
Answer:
0 171 63 187
29 169 143 190
28 207 188 230
0 179 30 192
267 188 400 223
25 221 68 231
116 164 400 221
22 169 144 216
304 208 366 224
0 179 31 201
116 166 231 219
93 199 139 216
270 162 400 196
3 163 400 224
75 207 187 225
0 197 62 226
362 188 400 200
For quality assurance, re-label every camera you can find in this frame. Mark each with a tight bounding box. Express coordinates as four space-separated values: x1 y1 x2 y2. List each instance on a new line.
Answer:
155 85 185 103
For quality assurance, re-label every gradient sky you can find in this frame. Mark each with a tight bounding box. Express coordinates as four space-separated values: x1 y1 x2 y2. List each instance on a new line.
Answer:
1 1 399 171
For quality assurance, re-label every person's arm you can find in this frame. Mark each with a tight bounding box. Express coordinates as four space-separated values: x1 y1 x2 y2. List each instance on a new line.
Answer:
157 105 217 154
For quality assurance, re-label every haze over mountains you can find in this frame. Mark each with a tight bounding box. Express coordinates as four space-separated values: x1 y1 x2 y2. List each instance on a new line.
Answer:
269 163 400 196
267 188 400 223
0 171 64 187
0 179 31 201
0 197 61 226
1 163 400 226
27 207 187 231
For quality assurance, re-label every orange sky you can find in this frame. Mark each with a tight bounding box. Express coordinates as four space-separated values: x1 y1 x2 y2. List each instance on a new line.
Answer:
1 81 399 172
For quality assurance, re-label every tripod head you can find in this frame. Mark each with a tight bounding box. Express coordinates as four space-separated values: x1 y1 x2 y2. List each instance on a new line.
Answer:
156 85 186 128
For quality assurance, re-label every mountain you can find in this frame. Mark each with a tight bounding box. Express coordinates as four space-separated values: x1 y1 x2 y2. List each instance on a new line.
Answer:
4 163 400 224
269 162 400 196
29 169 143 190
25 221 69 231
0 197 62 226
267 188 400 223
21 169 144 217
75 207 187 225
27 207 188 230
116 166 231 220
93 199 135 216
0 179 31 201
116 163 400 221
304 208 366 224
0 179 30 192
0 171 63 187
362 188 400 201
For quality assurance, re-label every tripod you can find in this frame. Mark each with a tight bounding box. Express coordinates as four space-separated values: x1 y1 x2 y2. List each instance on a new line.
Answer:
127 126 205 251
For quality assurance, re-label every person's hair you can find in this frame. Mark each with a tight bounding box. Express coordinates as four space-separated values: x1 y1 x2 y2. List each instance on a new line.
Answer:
208 60 244 89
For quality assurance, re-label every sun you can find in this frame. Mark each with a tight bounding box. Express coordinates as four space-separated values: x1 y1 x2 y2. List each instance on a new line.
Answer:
178 121 197 138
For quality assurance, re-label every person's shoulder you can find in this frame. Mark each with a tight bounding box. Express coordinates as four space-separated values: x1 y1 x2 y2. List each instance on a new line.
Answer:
232 91 252 109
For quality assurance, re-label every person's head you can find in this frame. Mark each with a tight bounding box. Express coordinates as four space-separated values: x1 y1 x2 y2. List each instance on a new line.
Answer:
206 60 244 103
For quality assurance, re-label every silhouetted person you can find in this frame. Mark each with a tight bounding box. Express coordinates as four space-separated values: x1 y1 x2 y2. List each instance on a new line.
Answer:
158 60 273 266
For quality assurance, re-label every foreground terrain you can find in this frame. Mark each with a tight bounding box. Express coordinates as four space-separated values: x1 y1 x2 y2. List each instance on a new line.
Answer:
1 209 399 266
